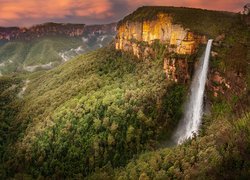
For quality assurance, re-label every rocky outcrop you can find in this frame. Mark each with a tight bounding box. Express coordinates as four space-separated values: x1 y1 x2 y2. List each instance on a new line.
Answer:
163 58 190 83
115 13 206 58
115 12 207 83
208 71 247 98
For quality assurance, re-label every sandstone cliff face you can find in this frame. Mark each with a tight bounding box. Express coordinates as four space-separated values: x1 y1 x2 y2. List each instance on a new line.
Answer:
115 13 206 57
115 13 206 83
163 57 190 83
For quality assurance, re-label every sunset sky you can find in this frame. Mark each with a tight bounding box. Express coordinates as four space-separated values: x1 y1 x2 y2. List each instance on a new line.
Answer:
0 0 248 27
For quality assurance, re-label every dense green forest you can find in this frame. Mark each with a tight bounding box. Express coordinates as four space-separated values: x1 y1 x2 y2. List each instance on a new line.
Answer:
0 46 188 178
0 6 249 179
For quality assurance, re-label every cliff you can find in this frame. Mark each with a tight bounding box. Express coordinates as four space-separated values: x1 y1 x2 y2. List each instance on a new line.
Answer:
116 13 206 56
115 6 240 83
0 23 116 41
115 11 206 83
0 23 85 40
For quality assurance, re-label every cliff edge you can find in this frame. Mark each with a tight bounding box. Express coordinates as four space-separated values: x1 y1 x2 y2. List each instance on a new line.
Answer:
115 6 239 83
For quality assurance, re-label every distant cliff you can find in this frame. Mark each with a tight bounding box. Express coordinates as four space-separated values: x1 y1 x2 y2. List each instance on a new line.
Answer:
0 22 116 41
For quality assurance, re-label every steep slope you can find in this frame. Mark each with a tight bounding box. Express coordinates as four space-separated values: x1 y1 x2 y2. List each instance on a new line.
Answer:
115 6 241 84
88 6 250 179
0 47 186 178
88 113 250 179
0 37 83 75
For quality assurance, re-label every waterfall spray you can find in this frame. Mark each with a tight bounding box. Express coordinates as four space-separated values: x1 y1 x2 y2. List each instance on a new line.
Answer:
174 39 213 144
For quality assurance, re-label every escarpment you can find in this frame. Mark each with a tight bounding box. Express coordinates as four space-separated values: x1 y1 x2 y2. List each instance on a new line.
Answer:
115 13 206 56
115 12 207 83
0 23 116 41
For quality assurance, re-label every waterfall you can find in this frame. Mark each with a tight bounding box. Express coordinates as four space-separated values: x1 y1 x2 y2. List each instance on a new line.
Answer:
174 39 213 144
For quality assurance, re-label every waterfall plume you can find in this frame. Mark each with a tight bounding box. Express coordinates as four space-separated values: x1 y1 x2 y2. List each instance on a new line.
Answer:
174 39 213 144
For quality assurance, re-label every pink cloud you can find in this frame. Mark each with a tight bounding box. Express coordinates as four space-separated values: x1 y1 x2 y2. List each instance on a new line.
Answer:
0 0 112 26
0 0 248 26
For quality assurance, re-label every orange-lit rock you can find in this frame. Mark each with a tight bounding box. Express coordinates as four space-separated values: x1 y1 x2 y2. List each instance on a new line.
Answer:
116 13 203 57
115 12 207 83
164 58 190 83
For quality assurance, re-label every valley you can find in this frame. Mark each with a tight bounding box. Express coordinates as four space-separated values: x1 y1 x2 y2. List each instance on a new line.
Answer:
0 23 116 75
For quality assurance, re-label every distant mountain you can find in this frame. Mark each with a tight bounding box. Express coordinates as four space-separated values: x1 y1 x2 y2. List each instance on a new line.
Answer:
0 22 116 41
0 23 116 75
0 23 85 41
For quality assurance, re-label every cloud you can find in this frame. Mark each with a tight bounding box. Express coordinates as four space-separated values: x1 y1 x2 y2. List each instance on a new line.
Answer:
0 0 112 26
0 0 248 27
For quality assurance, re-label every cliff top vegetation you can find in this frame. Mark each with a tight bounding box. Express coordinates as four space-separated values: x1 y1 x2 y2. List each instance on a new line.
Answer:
118 6 239 38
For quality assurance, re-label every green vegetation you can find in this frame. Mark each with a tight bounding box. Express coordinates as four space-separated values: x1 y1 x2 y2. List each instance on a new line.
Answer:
0 47 187 178
87 110 250 177
89 7 250 179
23 36 82 65
0 76 22 169
118 6 238 38
87 8 250 180
0 36 82 75
88 112 250 180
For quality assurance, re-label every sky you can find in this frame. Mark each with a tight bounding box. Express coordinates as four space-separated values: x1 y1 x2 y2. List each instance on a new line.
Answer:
0 0 248 27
